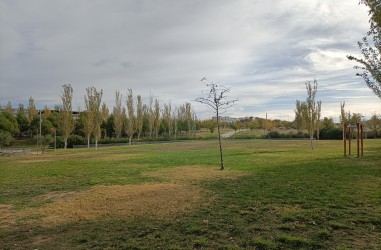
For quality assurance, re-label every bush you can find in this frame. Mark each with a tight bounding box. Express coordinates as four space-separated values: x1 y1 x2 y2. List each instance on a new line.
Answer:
55 135 86 148
0 131 14 147
319 128 342 140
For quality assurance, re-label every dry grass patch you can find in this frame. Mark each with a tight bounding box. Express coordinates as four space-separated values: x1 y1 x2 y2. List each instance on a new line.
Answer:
15 152 142 164
35 183 203 226
144 165 247 184
0 205 16 230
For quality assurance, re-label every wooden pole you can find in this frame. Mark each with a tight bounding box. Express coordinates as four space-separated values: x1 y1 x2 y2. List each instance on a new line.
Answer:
361 124 364 156
357 123 360 157
344 123 347 157
349 126 351 156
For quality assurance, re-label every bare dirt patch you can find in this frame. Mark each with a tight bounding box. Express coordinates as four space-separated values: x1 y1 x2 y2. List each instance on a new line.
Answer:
35 183 203 226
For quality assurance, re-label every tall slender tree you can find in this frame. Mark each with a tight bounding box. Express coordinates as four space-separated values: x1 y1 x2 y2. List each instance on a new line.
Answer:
153 98 161 138
113 91 123 139
84 87 95 148
58 84 75 149
195 77 237 170
92 88 103 150
136 95 144 140
126 89 135 145
305 79 320 149
27 97 37 137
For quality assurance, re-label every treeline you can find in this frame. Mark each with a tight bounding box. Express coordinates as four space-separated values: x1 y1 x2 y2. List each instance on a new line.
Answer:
0 84 198 148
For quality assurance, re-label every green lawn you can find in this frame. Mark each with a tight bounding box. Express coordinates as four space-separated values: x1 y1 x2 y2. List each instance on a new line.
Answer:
1 139 380 249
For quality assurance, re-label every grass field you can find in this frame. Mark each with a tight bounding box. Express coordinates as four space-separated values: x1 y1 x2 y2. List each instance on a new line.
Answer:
1 139 380 249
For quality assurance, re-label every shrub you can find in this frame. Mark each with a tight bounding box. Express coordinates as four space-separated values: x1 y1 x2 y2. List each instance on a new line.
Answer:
0 131 14 147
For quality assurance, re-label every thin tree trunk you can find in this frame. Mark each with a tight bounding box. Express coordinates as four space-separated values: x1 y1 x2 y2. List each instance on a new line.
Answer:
87 136 90 149
216 108 224 170
129 137 132 145
95 137 98 150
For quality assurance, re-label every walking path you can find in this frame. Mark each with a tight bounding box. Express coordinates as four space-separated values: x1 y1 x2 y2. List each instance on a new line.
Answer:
221 129 249 138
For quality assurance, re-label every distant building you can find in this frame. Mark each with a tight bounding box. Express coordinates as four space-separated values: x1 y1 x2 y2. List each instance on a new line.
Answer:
212 116 240 123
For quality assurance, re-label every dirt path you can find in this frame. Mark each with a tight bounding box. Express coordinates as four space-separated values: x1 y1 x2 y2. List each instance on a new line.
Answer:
221 129 249 138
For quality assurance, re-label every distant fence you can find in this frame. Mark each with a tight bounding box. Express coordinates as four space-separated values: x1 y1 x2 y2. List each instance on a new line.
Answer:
0 148 31 156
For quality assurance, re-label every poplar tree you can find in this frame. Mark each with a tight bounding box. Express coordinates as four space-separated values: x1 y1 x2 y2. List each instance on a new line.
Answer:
126 89 135 145
101 103 109 139
27 97 37 137
304 79 321 149
136 95 144 140
84 86 103 149
92 88 103 150
163 102 172 137
84 87 95 148
58 84 75 149
153 98 161 138
113 91 123 139
148 94 155 139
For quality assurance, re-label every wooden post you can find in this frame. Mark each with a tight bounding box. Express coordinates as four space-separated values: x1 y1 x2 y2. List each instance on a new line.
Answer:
348 126 351 156
361 124 364 156
357 123 360 157
344 123 347 157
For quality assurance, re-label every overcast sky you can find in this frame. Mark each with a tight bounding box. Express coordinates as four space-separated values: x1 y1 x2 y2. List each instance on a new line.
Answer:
1 0 380 120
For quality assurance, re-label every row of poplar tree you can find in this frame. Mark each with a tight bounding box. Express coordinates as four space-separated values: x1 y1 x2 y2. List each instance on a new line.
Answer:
0 84 198 149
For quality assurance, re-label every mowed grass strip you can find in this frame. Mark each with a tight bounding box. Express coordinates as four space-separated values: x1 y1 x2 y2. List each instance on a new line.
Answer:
0 139 380 249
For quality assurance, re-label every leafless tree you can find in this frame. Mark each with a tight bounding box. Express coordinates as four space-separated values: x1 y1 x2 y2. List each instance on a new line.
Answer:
195 77 237 170
153 98 161 138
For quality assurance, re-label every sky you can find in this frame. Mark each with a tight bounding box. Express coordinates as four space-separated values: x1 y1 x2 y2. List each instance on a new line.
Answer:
0 0 380 121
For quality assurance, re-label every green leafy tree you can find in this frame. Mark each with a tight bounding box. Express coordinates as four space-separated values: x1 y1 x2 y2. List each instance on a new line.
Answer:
347 0 381 98
16 104 29 136
58 84 75 149
126 89 135 145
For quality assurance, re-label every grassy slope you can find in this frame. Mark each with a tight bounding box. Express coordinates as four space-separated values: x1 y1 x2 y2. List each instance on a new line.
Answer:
1 139 380 249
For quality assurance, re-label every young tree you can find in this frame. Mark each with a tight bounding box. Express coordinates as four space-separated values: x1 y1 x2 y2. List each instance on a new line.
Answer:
153 98 161 138
126 89 135 145
304 79 321 149
113 91 124 139
294 100 307 133
136 95 144 140
347 0 381 99
368 113 381 138
84 86 103 149
162 102 172 137
340 101 347 141
195 77 237 170
148 94 155 139
58 84 75 149
316 101 322 140
16 104 29 136
27 97 37 137
101 102 109 139
92 88 103 150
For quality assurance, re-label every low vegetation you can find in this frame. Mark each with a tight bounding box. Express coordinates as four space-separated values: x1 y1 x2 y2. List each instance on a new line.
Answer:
1 139 380 249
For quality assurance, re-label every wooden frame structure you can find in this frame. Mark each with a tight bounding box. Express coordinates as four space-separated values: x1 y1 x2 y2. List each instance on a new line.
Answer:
344 122 364 157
